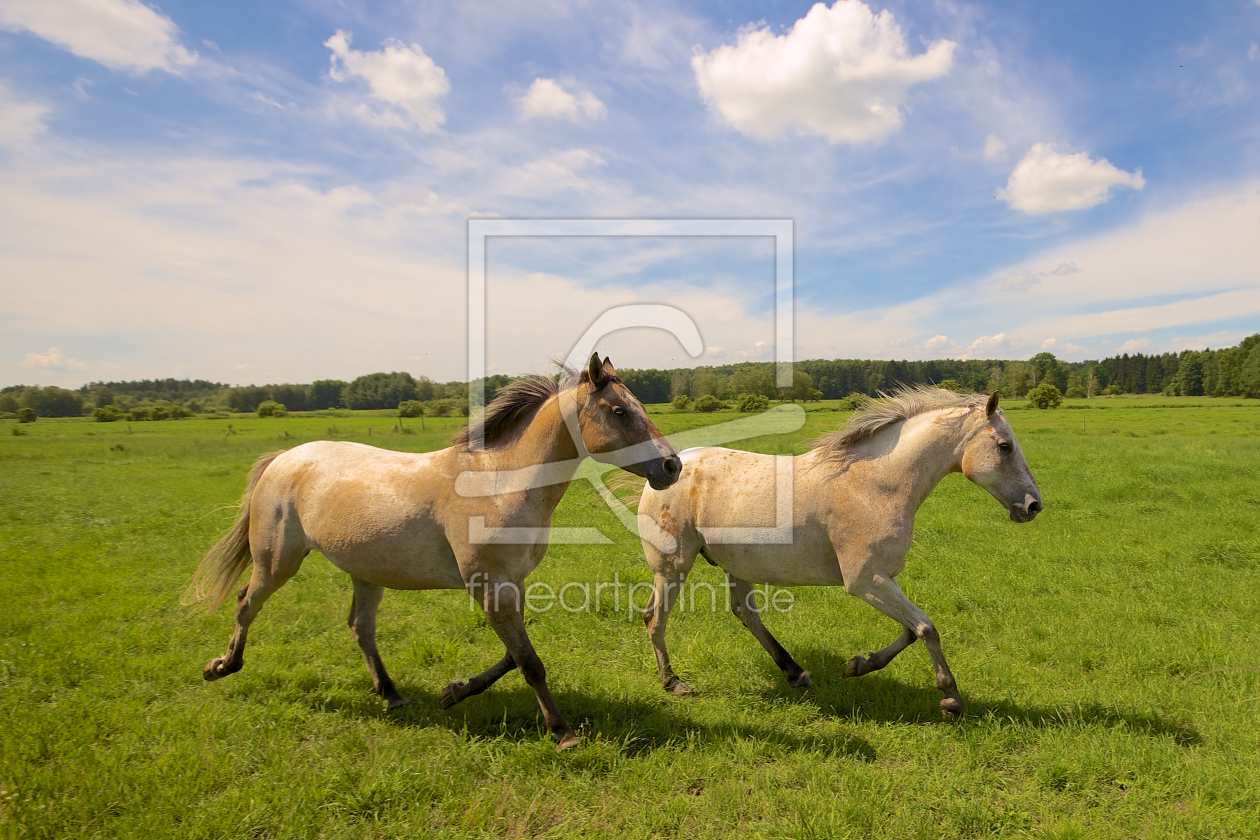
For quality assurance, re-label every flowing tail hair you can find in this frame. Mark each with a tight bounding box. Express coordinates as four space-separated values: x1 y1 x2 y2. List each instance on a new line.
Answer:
182 451 285 611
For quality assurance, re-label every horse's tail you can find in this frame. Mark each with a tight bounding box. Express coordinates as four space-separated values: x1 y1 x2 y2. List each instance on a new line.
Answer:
183 450 285 610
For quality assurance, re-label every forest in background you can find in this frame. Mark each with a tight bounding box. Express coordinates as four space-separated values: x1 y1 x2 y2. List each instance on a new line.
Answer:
4 334 1258 418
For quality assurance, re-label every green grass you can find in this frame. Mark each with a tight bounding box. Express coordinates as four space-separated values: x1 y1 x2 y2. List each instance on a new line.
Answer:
3 400 1260 838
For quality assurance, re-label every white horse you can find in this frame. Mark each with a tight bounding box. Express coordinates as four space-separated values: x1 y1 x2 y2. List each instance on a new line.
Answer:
187 354 680 750
637 386 1041 717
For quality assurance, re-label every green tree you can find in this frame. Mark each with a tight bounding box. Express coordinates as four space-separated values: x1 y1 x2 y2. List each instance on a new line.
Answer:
257 400 286 417
93 405 124 422
736 393 769 412
1026 383 1063 409
671 394 690 412
309 379 347 409
344 372 418 410
16 407 36 423
692 394 724 412
398 400 424 418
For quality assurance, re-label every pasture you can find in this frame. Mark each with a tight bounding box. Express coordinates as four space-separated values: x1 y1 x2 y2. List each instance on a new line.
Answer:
3 397 1259 838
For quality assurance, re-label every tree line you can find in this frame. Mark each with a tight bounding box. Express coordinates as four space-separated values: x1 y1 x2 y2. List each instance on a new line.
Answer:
4 334 1258 419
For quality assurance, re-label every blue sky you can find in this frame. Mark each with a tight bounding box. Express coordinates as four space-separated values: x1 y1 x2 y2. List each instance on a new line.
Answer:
2 0 1259 387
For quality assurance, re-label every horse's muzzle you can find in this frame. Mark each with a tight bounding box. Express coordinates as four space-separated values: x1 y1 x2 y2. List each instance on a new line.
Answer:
646 455 682 491
1009 494 1042 523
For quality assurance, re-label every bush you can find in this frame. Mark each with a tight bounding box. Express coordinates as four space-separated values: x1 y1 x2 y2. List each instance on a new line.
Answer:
838 393 868 411
257 400 287 418
692 394 725 413
937 379 966 393
1101 384 1125 396
16 407 36 423
1026 383 1063 409
127 407 153 421
671 395 691 411
736 393 770 412
94 405 124 422
398 399 424 418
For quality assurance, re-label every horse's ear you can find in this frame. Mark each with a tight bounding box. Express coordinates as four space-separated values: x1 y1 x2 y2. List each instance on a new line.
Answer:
601 356 617 378
986 391 1000 417
587 352 606 388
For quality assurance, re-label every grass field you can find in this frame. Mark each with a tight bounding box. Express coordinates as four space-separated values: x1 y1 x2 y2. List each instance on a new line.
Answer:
3 396 1260 838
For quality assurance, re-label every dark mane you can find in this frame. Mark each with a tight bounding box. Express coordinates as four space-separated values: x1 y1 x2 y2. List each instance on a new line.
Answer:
812 384 987 459
454 370 581 449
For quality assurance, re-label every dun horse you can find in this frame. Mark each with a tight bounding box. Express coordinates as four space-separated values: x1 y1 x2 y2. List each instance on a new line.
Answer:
187 354 680 750
637 386 1041 717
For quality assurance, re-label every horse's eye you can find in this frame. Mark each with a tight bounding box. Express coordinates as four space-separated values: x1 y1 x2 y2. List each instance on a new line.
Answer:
998 441 1013 453
612 406 626 417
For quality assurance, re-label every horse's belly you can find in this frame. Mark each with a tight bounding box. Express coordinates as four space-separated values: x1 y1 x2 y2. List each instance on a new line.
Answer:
703 542 846 587
318 529 465 591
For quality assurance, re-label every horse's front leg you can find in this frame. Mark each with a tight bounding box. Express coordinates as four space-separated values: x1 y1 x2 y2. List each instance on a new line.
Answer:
845 572 964 719
465 575 580 751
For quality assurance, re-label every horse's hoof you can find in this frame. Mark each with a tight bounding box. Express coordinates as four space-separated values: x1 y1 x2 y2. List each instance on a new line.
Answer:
671 681 695 697
439 681 465 710
940 697 964 720
203 658 236 681
556 731 582 752
789 670 813 689
386 693 411 710
843 655 866 679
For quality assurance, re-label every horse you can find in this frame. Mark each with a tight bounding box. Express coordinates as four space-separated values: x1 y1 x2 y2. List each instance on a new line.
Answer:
635 386 1041 718
186 353 681 750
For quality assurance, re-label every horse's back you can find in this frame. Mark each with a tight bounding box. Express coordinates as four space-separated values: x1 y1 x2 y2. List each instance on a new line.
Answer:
251 441 465 590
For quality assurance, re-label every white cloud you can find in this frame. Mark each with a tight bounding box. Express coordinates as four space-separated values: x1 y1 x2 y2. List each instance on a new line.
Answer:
692 0 955 144
704 346 728 358
959 333 1020 360
1116 338 1152 354
0 0 196 74
923 334 951 352
0 82 48 147
325 30 449 132
21 347 87 371
1250 44 1258 61
998 143 1145 214
999 269 1040 292
983 134 1007 161
1047 262 1079 276
515 78 606 122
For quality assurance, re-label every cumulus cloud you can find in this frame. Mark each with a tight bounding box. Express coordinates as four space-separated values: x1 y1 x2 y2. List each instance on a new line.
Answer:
514 78 606 122
998 143 1145 214
959 333 1024 360
325 30 449 132
983 134 1006 161
1116 338 1152 354
692 0 955 144
21 347 87 371
0 0 196 74
704 346 728 358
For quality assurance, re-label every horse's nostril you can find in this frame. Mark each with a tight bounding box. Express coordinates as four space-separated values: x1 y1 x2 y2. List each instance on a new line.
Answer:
1028 498 1042 514
664 457 681 477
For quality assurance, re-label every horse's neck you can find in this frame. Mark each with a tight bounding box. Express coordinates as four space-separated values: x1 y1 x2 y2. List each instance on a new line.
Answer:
483 392 584 502
876 409 970 513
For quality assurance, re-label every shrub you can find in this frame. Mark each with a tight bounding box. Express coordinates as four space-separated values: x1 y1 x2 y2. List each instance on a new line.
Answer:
671 395 691 411
398 399 424 418
692 394 725 413
94 405 124 422
167 404 194 419
127 407 153 421
16 407 36 423
257 400 287 418
1101 384 1125 396
937 379 966 393
1027 383 1063 409
736 393 770 412
838 393 868 411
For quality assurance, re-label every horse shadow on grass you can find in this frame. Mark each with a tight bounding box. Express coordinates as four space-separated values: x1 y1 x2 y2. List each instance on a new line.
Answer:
755 645 1202 747
255 670 877 761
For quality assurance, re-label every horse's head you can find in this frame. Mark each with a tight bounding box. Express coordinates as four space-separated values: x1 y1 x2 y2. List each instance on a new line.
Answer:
574 353 681 490
961 392 1042 523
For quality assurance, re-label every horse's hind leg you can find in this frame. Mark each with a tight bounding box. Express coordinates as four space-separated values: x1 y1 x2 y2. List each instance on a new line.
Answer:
846 573 964 719
440 653 515 709
348 578 409 709
203 546 303 681
843 627 917 678
728 575 811 688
